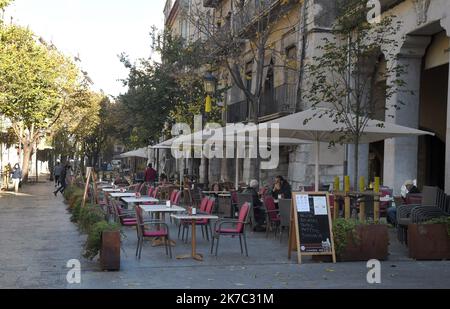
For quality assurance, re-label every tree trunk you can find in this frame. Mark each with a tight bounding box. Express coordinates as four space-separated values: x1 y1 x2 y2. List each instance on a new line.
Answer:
22 141 32 183
353 136 359 192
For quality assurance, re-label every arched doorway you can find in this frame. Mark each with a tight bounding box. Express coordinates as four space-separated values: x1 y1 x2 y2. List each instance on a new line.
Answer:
417 31 449 190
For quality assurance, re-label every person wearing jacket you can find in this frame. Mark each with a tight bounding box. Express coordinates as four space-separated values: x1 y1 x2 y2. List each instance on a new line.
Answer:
11 163 22 193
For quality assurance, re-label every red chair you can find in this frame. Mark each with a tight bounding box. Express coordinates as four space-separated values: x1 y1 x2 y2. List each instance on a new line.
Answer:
111 200 136 227
211 202 250 256
258 187 268 197
264 196 280 238
173 191 182 205
182 198 215 242
134 206 172 259
147 187 154 197
169 190 178 203
178 197 209 239
152 187 160 199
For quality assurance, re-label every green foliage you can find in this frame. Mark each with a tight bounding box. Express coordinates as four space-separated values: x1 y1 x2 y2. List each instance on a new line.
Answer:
83 220 121 260
0 127 18 148
63 185 84 210
0 25 77 129
0 22 99 181
70 200 82 223
304 0 405 188
332 218 362 256
424 217 450 237
0 0 13 10
117 29 222 148
333 218 389 256
78 204 106 233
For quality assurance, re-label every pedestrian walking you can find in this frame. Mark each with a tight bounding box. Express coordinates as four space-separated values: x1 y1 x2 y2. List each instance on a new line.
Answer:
11 163 22 194
53 165 68 196
54 162 63 187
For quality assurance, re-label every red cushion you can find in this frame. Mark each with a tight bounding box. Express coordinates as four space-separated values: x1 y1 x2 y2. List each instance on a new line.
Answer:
217 228 239 234
143 230 168 237
122 220 136 226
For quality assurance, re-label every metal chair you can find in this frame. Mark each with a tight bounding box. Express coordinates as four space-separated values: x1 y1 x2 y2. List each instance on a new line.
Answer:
134 206 172 259
278 199 291 243
211 202 250 256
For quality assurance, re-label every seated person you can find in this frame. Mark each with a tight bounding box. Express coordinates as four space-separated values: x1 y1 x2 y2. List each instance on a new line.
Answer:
243 180 265 232
211 182 222 193
114 176 130 186
387 180 420 226
159 173 169 186
271 175 292 199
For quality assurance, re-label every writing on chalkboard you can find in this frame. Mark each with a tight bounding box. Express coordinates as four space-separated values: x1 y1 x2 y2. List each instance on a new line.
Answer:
296 194 332 253
289 192 336 264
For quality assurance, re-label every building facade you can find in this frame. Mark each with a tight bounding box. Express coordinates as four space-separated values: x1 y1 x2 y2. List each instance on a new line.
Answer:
163 0 450 194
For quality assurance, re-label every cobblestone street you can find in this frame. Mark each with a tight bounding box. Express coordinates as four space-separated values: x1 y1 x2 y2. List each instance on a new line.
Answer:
1 181 450 289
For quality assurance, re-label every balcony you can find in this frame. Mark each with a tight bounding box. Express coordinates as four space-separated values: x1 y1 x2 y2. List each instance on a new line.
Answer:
259 83 295 121
226 83 297 123
232 0 281 35
227 100 248 123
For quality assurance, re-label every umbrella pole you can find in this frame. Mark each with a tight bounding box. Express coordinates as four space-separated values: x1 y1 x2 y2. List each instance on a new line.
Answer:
315 140 320 192
235 156 239 191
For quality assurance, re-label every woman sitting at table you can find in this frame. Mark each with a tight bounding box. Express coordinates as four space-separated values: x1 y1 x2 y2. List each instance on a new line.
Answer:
211 182 222 193
159 173 169 186
271 175 292 199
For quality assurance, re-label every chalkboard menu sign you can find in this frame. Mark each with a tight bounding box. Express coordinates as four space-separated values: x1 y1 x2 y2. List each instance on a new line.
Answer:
288 192 336 264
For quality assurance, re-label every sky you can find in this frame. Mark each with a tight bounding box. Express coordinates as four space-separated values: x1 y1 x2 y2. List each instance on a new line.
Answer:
4 0 167 97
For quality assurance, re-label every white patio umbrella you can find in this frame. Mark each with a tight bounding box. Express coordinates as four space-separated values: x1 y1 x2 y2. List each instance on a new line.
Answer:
246 108 435 191
174 125 310 189
119 148 148 159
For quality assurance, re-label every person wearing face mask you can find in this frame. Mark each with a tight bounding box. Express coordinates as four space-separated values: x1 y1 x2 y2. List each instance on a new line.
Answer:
11 163 22 193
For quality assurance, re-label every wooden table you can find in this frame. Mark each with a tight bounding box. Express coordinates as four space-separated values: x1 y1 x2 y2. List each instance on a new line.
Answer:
122 196 159 204
171 214 219 261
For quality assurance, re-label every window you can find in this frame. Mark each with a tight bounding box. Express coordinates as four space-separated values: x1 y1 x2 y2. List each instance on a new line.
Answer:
285 45 298 85
180 19 188 39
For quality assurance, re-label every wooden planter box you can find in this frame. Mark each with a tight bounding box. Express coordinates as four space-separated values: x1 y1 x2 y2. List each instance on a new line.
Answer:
408 224 450 260
100 230 121 271
338 224 389 262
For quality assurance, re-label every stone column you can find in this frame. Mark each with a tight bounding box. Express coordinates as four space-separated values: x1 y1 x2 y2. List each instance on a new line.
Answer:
441 17 450 193
383 36 430 195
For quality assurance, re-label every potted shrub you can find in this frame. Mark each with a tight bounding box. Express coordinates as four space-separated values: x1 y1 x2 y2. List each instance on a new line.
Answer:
408 217 450 260
333 219 389 261
84 220 121 271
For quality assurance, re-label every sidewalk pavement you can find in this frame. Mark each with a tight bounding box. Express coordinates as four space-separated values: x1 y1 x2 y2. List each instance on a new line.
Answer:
1 181 449 289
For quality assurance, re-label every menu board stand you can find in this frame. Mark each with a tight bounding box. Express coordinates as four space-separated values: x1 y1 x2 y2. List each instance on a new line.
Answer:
288 192 336 264
81 167 98 208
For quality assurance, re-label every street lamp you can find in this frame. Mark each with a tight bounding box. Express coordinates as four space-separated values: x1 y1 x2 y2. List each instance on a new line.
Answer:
203 72 217 113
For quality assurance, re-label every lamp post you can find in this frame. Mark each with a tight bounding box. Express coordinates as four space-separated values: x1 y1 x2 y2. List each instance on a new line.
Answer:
201 71 217 186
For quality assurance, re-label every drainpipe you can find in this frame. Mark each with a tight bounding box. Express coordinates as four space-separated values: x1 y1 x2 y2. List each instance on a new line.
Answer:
295 0 308 112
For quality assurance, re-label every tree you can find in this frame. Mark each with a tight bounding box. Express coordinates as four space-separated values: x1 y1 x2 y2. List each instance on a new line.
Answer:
118 28 221 148
0 24 83 181
186 0 300 181
0 0 13 10
304 0 406 188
